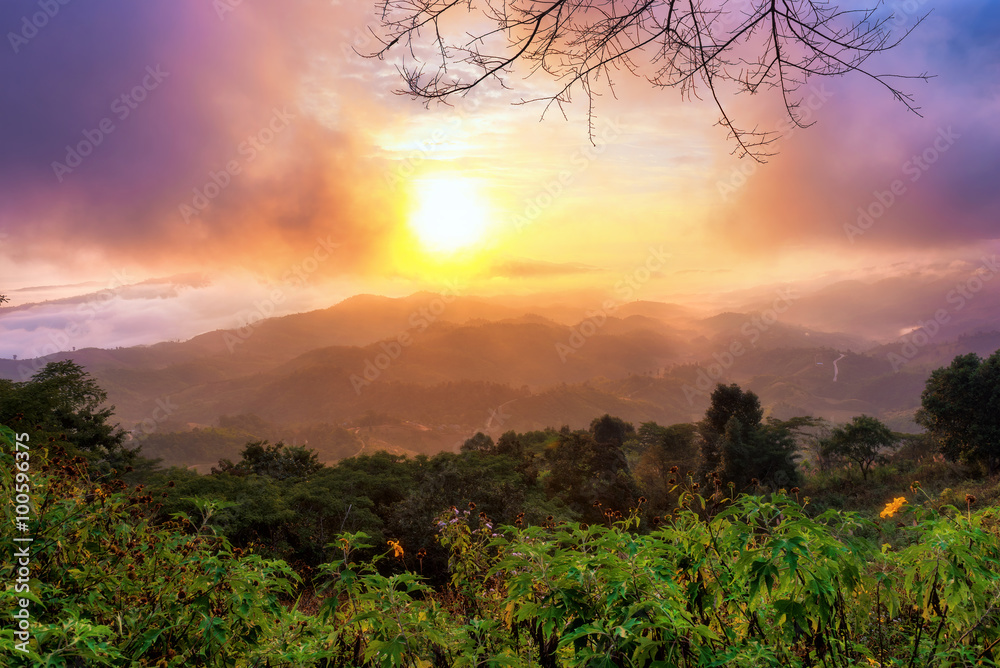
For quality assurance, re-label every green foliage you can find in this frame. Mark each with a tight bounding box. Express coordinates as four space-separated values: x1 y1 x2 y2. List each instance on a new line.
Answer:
821 414 899 480
543 427 638 522
917 350 1000 474
631 422 699 514
460 431 494 453
318 490 1000 667
0 361 134 476
698 383 764 479
5 418 1000 666
589 414 635 450
213 440 323 480
698 384 805 490
495 430 525 459
0 424 333 666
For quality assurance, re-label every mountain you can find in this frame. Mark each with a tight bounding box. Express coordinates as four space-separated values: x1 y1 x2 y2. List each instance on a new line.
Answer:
2 288 999 465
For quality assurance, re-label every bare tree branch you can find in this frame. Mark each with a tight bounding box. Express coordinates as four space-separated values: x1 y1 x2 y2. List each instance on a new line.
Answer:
369 0 930 160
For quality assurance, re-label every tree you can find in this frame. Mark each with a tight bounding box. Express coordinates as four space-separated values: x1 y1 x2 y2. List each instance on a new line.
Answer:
916 351 1000 475
718 416 803 490
545 423 638 521
632 422 698 512
0 360 133 473
495 430 525 459
213 440 323 481
590 414 635 448
698 383 808 489
372 1 928 159
698 383 763 478
461 431 495 453
820 414 898 480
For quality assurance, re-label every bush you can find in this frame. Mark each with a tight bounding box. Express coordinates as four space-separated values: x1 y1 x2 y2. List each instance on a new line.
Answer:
0 424 334 666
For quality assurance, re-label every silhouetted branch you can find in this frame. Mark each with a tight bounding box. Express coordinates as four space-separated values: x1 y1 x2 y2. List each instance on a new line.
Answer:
369 0 930 160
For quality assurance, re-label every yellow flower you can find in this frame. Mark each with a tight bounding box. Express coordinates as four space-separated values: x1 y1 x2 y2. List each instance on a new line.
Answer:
387 540 404 558
880 497 907 518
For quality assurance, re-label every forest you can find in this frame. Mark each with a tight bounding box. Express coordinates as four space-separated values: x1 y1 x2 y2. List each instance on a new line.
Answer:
1 352 999 666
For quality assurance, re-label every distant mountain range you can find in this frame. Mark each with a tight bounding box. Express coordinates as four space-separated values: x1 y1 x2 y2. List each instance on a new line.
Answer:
3 275 999 468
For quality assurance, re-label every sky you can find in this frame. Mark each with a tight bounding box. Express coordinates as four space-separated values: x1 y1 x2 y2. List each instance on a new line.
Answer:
1 0 999 357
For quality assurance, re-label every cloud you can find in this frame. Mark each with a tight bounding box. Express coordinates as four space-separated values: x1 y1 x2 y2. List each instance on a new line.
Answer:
706 2 1000 253
0 272 355 358
0 1 401 279
487 259 599 278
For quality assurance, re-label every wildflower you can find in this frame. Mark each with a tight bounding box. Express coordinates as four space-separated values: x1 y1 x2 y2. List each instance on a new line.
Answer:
910 480 920 491
965 494 976 506
790 487 800 495
386 540 404 558
668 478 676 485
880 497 907 518
669 466 679 474
468 501 476 510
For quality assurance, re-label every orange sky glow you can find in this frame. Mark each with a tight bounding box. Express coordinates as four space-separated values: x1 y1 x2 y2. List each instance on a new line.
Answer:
0 1 998 355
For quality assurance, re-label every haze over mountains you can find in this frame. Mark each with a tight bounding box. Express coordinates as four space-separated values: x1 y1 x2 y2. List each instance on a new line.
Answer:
2 262 999 469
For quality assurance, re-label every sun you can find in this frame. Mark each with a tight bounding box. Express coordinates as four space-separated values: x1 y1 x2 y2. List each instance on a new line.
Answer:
409 176 491 254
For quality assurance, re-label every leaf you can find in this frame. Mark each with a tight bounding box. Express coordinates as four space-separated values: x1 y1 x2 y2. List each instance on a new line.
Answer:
136 627 164 654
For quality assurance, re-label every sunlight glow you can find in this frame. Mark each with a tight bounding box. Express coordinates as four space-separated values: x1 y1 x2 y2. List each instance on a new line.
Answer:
409 177 491 253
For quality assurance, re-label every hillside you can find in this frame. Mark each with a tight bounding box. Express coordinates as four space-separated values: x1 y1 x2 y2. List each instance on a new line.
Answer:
3 291 999 464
